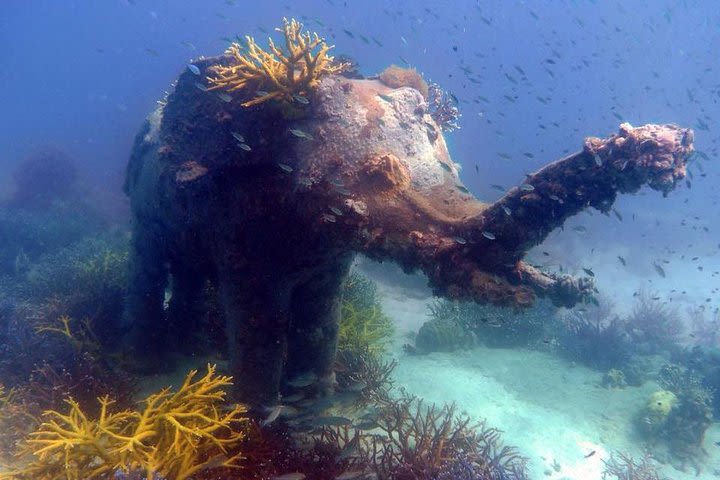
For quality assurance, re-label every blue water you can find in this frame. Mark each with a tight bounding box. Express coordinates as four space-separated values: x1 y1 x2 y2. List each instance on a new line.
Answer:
1 1 719 479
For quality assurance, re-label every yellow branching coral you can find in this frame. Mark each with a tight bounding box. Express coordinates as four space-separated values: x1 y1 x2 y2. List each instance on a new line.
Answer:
1 364 248 480
207 17 349 107
0 386 36 460
338 301 394 355
34 315 100 354
338 272 395 355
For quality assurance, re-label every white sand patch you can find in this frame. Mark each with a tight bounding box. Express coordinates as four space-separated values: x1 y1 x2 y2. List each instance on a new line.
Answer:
369 277 720 480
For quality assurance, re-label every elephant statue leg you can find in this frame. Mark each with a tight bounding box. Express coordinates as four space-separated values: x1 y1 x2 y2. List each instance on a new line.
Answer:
218 270 291 405
167 264 208 356
285 253 354 395
121 227 171 372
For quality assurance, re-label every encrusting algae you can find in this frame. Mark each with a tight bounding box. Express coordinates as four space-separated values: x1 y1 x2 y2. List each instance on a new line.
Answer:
0 364 248 480
207 17 349 107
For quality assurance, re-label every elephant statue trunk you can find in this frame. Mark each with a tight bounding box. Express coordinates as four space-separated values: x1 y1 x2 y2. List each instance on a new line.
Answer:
121 52 693 405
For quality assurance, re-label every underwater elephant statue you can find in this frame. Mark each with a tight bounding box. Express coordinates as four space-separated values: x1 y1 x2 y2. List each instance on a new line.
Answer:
122 57 694 405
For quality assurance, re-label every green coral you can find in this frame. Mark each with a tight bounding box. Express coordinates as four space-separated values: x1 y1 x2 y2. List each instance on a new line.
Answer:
20 233 129 347
23 233 129 302
637 364 714 467
414 315 476 353
637 389 677 439
647 390 677 419
338 271 394 354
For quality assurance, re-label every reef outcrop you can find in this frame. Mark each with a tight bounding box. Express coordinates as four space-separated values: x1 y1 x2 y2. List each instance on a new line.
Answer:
122 24 694 405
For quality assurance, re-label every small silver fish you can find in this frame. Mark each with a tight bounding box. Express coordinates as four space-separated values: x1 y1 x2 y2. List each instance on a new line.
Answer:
289 128 314 140
329 206 343 216
549 194 560 201
335 470 368 479
453 236 467 245
321 213 337 223
335 186 352 196
237 143 251 151
377 93 394 103
353 420 380 430
277 163 294 173
573 225 587 233
456 185 470 194
262 405 284 426
312 416 353 427
482 231 496 240
194 82 208 92
187 64 201 75
344 381 367 392
653 262 666 278
519 183 535 191
217 92 233 103
281 393 304 403
593 153 603 166
180 40 197 51
231 132 245 143
292 94 309 104
287 372 317 387
502 206 512 216
330 178 345 187
256 90 270 97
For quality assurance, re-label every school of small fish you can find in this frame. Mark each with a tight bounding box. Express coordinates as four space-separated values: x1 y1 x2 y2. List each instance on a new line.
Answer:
122 0 719 334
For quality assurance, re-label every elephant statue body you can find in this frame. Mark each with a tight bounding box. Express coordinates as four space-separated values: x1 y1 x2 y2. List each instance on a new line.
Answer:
123 59 693 405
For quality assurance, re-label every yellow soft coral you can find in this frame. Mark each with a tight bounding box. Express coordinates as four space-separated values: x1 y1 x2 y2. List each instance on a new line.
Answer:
1 364 248 480
207 17 349 107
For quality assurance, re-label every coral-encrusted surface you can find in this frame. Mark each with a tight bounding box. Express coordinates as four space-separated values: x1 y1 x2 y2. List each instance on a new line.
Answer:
122 56 693 404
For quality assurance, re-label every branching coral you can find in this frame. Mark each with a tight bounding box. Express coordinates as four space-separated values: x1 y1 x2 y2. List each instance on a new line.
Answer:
295 393 528 480
428 82 461 132
335 346 396 404
23 358 137 420
207 17 349 107
338 272 394 355
21 234 129 349
627 291 683 353
34 315 100 355
418 298 556 351
1 364 248 480
354 394 527 479
687 307 720 348
602 452 668 480
557 309 631 370
0 385 37 460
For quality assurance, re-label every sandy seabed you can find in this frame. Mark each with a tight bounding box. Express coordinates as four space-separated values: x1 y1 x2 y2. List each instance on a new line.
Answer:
370 266 720 480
